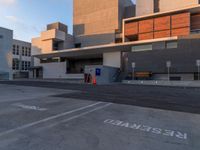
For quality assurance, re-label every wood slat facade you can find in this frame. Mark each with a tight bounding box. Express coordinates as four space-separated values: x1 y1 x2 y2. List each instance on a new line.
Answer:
191 13 200 30
138 19 154 33
154 30 171 38
124 22 138 36
139 32 154 40
154 16 171 31
171 13 190 29
124 12 195 41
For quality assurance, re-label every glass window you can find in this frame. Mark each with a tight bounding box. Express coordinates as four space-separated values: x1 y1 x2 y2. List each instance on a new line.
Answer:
13 49 15 55
25 49 28 56
16 49 19 55
28 48 31 56
27 61 31 69
22 49 25 56
25 61 28 70
166 41 178 49
12 59 19 70
132 44 153 52
22 61 25 70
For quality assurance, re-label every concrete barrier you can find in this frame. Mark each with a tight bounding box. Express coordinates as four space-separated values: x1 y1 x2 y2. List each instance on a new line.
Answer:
122 80 200 88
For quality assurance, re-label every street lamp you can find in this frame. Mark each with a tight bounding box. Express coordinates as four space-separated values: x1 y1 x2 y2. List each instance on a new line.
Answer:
132 62 136 80
196 60 200 80
166 61 171 81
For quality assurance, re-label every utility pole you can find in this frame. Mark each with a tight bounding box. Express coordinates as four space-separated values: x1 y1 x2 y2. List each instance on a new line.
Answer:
132 62 136 80
166 61 171 81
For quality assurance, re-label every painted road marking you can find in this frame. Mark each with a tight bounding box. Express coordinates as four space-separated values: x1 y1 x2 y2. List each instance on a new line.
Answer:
48 103 112 128
13 103 47 111
104 119 188 140
0 102 103 137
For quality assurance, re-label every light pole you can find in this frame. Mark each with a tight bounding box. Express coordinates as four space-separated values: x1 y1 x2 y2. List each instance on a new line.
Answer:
132 62 136 80
166 61 171 81
196 60 200 80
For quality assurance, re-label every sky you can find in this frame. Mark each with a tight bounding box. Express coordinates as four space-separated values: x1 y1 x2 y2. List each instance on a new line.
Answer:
0 0 135 42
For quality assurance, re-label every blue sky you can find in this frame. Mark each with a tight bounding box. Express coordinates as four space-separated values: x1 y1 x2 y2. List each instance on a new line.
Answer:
0 0 135 42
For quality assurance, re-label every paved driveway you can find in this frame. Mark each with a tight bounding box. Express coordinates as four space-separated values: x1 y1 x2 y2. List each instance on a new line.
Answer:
0 83 199 150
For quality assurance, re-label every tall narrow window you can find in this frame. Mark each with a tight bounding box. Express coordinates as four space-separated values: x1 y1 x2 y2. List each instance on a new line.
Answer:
154 0 160 13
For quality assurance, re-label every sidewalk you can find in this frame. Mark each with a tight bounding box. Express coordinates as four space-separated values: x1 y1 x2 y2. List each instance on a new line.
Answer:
122 80 200 88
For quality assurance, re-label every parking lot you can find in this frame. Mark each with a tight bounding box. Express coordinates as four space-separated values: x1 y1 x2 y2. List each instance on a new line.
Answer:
0 81 200 150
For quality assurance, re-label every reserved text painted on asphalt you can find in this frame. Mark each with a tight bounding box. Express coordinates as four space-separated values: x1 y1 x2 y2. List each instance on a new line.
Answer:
104 119 187 140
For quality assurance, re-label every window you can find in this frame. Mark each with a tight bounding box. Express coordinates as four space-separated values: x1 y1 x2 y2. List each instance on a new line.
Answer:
12 59 19 70
27 61 31 69
13 45 16 55
154 0 160 13
17 45 19 51
25 48 28 56
166 41 178 49
28 48 31 56
22 61 25 70
132 44 153 52
25 61 28 70
22 47 25 56
0 35 3 39
75 43 81 48
16 49 19 55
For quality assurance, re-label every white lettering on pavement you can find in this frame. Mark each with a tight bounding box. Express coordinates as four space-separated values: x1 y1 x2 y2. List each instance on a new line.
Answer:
104 119 187 140
13 103 47 111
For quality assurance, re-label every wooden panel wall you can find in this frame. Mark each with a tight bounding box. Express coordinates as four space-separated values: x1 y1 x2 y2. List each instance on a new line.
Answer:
139 19 154 33
154 30 170 39
154 16 171 31
124 22 138 36
139 32 154 40
191 13 200 30
171 27 190 37
171 13 190 29
124 12 191 41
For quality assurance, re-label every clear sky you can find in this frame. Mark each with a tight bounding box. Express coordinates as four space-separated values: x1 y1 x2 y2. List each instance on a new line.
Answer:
0 0 135 42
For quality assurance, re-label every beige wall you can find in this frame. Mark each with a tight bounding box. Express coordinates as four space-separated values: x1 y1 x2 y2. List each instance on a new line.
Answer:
73 0 119 36
103 52 121 68
136 0 199 17
136 0 154 16
32 37 53 54
159 0 199 12
73 0 134 47
41 29 66 41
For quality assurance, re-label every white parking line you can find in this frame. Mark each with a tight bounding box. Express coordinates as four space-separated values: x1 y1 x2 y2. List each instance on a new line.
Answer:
0 102 104 137
47 103 112 128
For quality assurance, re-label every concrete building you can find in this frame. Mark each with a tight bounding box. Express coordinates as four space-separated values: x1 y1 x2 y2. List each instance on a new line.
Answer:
123 1 200 80
73 0 135 47
31 0 135 81
0 27 13 80
136 0 199 16
32 0 200 82
12 40 31 78
0 27 31 80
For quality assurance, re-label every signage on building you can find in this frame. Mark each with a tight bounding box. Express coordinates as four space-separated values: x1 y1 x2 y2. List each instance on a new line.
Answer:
196 60 200 67
166 61 171 68
96 68 101 76
132 62 136 68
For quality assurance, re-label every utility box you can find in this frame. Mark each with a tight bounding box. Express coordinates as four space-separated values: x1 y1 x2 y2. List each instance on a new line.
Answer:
84 65 120 85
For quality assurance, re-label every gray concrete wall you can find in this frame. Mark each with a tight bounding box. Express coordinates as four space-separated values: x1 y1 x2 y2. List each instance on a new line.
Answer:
0 27 13 80
126 38 200 75
85 65 119 84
